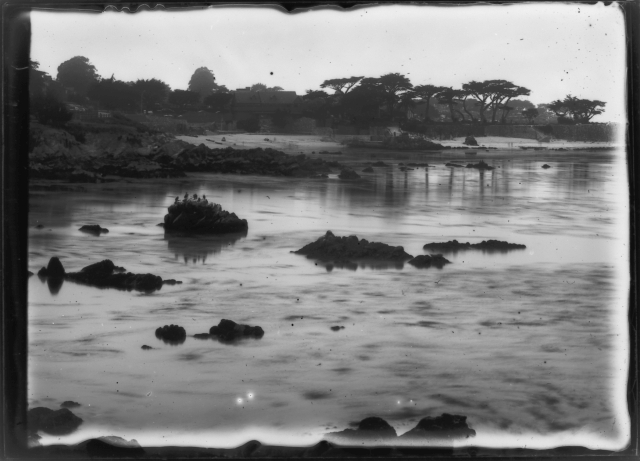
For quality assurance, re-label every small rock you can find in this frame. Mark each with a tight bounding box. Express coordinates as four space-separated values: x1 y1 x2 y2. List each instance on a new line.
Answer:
542 164 551 169
163 279 182 285
399 413 476 440
155 325 186 344
463 136 478 146
79 224 109 235
37 257 66 278
141 345 153 350
28 407 83 435
362 167 374 173
60 401 81 409
330 326 345 331
209 319 264 342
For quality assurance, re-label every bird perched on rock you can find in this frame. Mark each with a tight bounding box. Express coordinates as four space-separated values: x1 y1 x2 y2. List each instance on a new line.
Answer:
184 192 188 200
192 194 197 200
174 197 179 203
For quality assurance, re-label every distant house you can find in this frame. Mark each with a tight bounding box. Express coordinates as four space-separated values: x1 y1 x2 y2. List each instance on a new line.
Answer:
231 89 302 121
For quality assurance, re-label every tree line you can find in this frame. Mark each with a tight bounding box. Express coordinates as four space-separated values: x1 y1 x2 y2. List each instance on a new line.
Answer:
30 55 606 127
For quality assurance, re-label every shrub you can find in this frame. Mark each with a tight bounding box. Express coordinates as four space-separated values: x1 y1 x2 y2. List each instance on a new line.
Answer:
30 91 72 126
237 118 260 133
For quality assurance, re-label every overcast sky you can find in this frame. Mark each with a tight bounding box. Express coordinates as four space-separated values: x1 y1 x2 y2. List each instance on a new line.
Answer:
31 3 626 122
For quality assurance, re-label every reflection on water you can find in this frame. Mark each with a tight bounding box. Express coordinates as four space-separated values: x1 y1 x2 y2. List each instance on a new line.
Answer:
165 231 248 264
27 152 629 450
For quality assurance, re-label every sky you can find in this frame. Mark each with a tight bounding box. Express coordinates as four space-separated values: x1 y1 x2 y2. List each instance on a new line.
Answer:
31 3 627 122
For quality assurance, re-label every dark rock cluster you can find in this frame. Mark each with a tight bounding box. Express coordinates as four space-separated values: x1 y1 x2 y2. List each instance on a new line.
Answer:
463 136 479 146
28 407 83 435
294 231 413 263
339 169 361 180
163 194 248 234
407 254 451 269
166 144 342 178
423 239 526 252
400 414 477 441
326 414 475 445
155 325 187 344
37 257 177 293
209 319 265 342
445 162 464 168
79 224 109 235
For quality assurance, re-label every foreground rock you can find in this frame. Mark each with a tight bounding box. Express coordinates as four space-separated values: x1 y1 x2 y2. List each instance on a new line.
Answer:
407 254 451 269
326 414 475 446
79 224 109 235
463 136 479 146
155 325 186 344
326 417 398 444
164 195 248 234
399 414 476 441
196 319 264 342
294 231 413 264
28 407 83 435
85 437 145 457
423 239 526 252
38 257 178 293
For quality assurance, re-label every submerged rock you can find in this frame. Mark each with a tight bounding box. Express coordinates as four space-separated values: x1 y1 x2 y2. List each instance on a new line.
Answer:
164 195 248 234
294 231 413 263
371 161 389 167
399 413 476 440
362 167 374 173
28 407 83 435
463 136 478 146
465 161 494 170
422 239 526 252
338 169 361 180
209 319 264 342
66 259 163 293
79 224 109 235
155 324 186 344
37 257 172 293
325 417 398 444
60 401 81 409
407 254 451 269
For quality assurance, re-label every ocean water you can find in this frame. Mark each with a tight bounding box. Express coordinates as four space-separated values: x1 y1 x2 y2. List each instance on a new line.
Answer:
27 149 630 450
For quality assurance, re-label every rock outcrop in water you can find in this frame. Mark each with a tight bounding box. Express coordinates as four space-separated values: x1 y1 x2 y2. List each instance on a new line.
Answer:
445 162 464 168
407 254 451 269
399 414 476 441
163 195 248 234
79 224 109 235
85 437 145 457
542 164 551 169
294 231 413 263
463 136 479 146
155 325 187 344
28 407 83 435
423 239 526 252
205 319 265 342
37 257 179 293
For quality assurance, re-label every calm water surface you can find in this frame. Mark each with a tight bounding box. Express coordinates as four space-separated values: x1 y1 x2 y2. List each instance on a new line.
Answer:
28 149 630 449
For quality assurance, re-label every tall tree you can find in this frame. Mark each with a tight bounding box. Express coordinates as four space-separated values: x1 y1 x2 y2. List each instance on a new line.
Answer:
168 89 201 107
483 80 530 123
361 73 413 120
548 95 605 123
522 108 539 124
436 88 465 122
462 80 493 123
320 76 363 95
132 78 171 111
188 67 216 100
87 77 138 112
203 86 233 112
56 56 100 96
412 84 447 121
250 83 267 92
